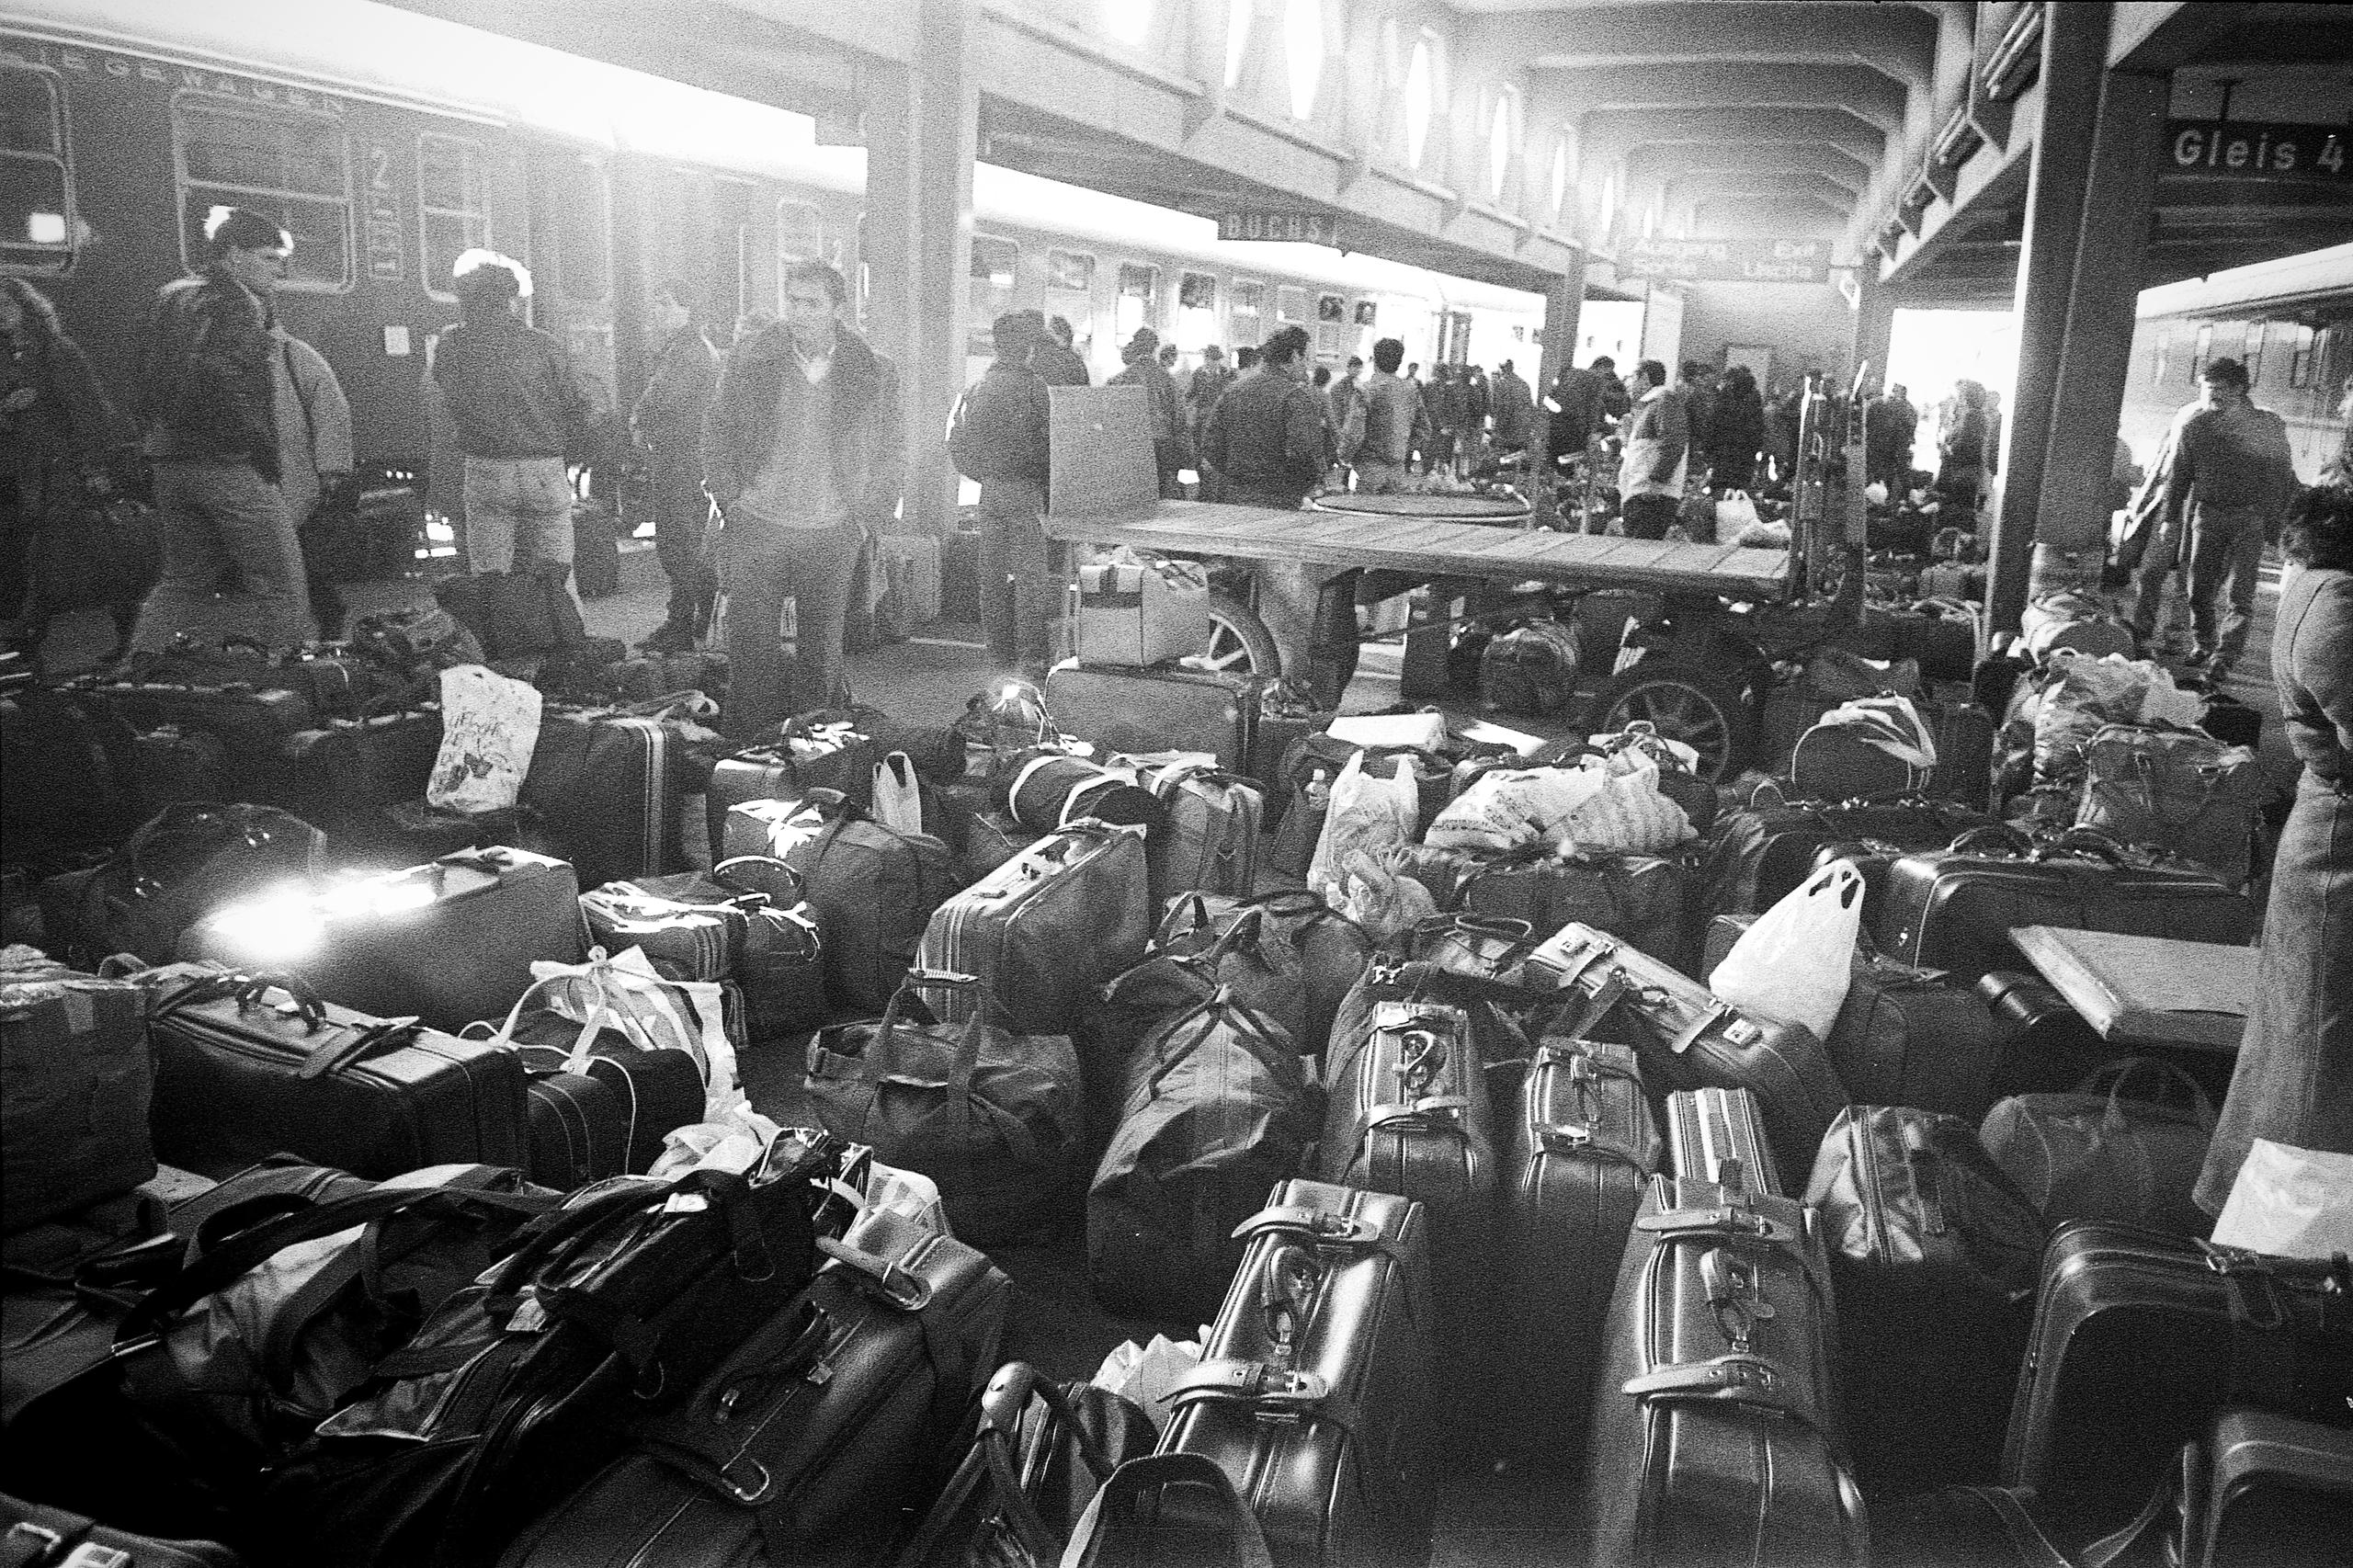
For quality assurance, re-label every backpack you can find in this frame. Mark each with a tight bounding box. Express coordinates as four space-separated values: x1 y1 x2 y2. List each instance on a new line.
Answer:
1479 619 1582 715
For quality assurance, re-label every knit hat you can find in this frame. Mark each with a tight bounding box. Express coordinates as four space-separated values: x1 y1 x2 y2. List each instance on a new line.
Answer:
204 205 291 258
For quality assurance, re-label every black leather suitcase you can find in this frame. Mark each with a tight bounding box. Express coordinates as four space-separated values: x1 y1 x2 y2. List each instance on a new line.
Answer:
2003 1224 2353 1528
519 1061 624 1191
135 963 529 1180
1503 1036 1661 1461
507 1020 706 1187
916 820 1152 1036
1530 924 1849 1184
276 708 443 851
1664 1085 1783 1198
1459 850 1696 974
1041 661 1260 775
73 676 312 801
177 846 586 1036
1873 827 2256 983
1317 997 1495 1258
1578 1175 1868 1568
2192 1408 2353 1568
520 708 690 891
1701 793 1995 919
1156 1180 1437 1568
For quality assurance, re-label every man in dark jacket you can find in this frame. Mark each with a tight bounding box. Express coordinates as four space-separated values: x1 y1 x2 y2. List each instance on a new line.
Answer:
433 250 594 587
1863 382 1917 489
1030 313 1090 387
131 205 313 651
1544 355 1614 477
702 260 903 733
1489 359 1533 453
951 312 1053 678
631 282 721 652
1109 327 1186 497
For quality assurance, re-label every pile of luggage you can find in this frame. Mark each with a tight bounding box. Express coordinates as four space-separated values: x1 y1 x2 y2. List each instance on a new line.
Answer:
2 622 2346 1568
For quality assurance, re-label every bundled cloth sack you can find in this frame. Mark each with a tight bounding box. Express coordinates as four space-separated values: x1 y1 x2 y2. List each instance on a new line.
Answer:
1424 756 1693 858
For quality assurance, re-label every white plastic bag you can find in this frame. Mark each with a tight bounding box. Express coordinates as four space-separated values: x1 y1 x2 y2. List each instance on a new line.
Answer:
426 664 541 812
1715 490 1760 533
2211 1140 2353 1259
1709 859 1864 1041
1307 751 1420 899
1327 711 1449 751
871 751 926 835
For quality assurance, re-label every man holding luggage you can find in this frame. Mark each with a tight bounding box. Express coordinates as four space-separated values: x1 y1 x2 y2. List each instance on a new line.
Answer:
702 260 902 733
130 205 313 651
632 282 721 653
1618 359 1690 541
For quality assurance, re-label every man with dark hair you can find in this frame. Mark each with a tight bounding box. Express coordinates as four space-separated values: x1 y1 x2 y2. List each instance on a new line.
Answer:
2134 356 2301 682
1357 336 1428 496
1030 312 1089 387
702 259 903 731
1863 380 1917 490
433 249 594 591
1543 354 1614 487
632 280 720 651
1427 364 1463 473
1234 345 1261 373
1110 326 1186 497
1678 360 1717 461
950 312 1054 680
1617 358 1689 540
130 204 314 649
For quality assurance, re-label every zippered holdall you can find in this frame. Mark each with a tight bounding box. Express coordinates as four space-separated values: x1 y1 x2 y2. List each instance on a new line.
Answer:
915 819 1150 1037
2075 723 2265 891
1154 890 1376 1062
591 857 828 1039
1460 848 1695 975
1152 1179 1438 1568
41 802 326 969
701 710 879 862
1136 758 1264 904
1979 1058 2219 1237
1041 661 1261 775
1975 969 2122 1102
1699 788 1995 919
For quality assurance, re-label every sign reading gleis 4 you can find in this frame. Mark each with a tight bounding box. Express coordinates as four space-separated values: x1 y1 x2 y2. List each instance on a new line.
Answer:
2165 120 2347 179
1217 210 1349 246
1620 236 1830 284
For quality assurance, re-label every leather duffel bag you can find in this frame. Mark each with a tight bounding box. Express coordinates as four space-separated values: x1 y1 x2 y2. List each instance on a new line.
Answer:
1980 1057 2218 1236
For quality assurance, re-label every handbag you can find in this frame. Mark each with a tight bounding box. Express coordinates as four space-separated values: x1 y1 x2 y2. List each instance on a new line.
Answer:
1980 1057 2217 1235
803 971 1083 1245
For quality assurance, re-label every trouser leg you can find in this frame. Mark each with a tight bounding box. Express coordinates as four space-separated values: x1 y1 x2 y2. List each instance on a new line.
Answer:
460 459 518 574
717 529 791 736
653 471 714 629
983 483 1052 676
2184 506 2255 661
133 460 311 651
2211 514 2265 674
1621 494 1677 540
774 524 860 716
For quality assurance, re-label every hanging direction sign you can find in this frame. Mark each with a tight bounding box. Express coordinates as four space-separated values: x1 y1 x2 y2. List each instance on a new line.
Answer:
2164 120 2347 180
1620 236 1831 284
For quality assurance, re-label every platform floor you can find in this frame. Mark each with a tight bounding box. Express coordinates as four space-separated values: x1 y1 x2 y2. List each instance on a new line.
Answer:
22 539 2302 1566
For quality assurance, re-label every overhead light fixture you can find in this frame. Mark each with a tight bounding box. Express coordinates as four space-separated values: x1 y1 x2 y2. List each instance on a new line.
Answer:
1984 7 2045 102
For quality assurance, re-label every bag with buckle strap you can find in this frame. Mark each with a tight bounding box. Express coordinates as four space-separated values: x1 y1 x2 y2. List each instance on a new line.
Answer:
1803 1104 2047 1498
40 803 325 970
1086 990 1318 1324
494 1203 1011 1568
0 1492 246 1568
1133 758 1265 905
1151 1180 1437 1568
1699 787 1995 921
1460 847 1698 975
1318 997 1495 1259
702 713 881 862
803 971 1082 1246
1575 1174 1867 1568
594 858 827 1040
2074 723 2264 891
1004 753 1166 836
1980 1058 2219 1237
1153 891 1374 1062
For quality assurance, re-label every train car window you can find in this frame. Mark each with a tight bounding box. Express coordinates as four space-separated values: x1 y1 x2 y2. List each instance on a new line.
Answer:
1314 292 1347 361
1230 278 1265 347
2287 323 2318 389
1116 262 1158 345
418 133 491 301
1048 248 1094 294
2190 324 2212 382
2244 321 2268 388
1274 284 1310 328
555 155 610 304
173 97 352 291
1174 269 1218 354
971 234 1019 355
1 62 73 273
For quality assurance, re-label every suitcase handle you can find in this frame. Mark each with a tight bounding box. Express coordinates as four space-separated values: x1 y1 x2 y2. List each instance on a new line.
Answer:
1949 824 2032 857
1060 1451 1279 1568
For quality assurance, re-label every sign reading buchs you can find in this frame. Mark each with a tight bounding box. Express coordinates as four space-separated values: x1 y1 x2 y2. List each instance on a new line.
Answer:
2164 120 2347 179
1217 211 1348 246
1620 236 1830 284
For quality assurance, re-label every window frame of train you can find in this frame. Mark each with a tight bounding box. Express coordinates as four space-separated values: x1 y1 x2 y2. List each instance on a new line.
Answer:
171 93 355 294
1 60 75 275
1045 246 1094 358
1230 277 1267 348
417 131 492 304
1116 260 1160 347
1274 284 1311 342
1176 268 1219 353
2286 323 2320 390
970 233 1020 356
2189 324 2213 384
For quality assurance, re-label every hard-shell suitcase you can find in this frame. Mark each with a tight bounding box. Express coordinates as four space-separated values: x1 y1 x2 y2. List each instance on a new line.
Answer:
1459 849 1695 974
2005 1225 2353 1524
72 676 310 800
492 1205 1011 1568
916 820 1151 1036
520 707 688 890
2191 1408 2353 1568
1155 1180 1437 1568
702 717 879 863
1578 1175 1868 1568
277 708 445 851
1041 660 1260 774
518 1059 627 1191
1503 1036 1660 1460
1316 998 1494 1257
1702 792 1995 919
1927 698 1999 812
1664 1085 1783 1198
1531 924 1849 1183
177 846 586 1036
134 962 529 1180
1873 825 2256 983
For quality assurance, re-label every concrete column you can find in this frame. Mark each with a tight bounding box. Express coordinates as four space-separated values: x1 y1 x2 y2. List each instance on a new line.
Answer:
1850 270 1896 398
1537 256 1586 395
1985 1 2112 634
2028 65 2168 596
860 0 979 537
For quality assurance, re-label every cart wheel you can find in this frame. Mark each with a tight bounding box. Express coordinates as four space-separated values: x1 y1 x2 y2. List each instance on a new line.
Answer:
1588 662 1755 781
1202 592 1285 679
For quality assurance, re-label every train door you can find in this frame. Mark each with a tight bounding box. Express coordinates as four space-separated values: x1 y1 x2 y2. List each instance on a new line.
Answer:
1115 261 1159 375
970 233 1019 385
1314 291 1348 365
525 145 615 412
710 175 755 334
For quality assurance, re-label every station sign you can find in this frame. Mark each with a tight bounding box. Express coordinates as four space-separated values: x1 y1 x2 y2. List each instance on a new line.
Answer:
2164 120 2347 180
1216 210 1349 247
1620 236 1831 284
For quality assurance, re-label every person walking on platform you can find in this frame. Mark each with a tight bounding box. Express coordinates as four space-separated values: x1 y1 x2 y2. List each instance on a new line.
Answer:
130 206 313 652
1354 337 1429 496
632 282 721 653
1199 324 1356 701
1863 381 1917 490
1328 354 1367 479
951 312 1053 681
1617 359 1689 541
272 324 354 642
433 250 593 590
702 260 901 734
1427 364 1464 474
1678 362 1717 468
1707 366 1766 494
2194 483 2353 1216
2 277 129 654
1031 313 1090 387
1489 358 1533 455
1109 327 1185 498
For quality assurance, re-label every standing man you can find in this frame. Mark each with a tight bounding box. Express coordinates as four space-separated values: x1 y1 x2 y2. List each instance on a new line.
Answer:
1188 345 1236 460
1864 381 1918 490
1109 327 1185 497
1328 354 1368 481
1489 358 1533 455
1031 313 1090 387
433 250 592 588
1678 362 1717 476
1355 337 1429 496
273 324 354 641
950 312 1053 682
701 260 902 733
1617 359 1690 541
2138 357 2301 683
1426 364 1462 473
631 281 721 653
1199 324 1357 701
1544 355 1613 476
130 205 313 650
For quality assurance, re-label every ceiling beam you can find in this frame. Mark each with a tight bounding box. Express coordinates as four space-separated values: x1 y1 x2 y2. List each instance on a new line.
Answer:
1470 2 1936 94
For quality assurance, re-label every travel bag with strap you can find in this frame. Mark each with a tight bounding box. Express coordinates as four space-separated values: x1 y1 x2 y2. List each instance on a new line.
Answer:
1979 1058 2219 1237
1133 757 1264 904
588 857 827 1039
1153 890 1375 1062
41 803 324 969
2074 723 2264 891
